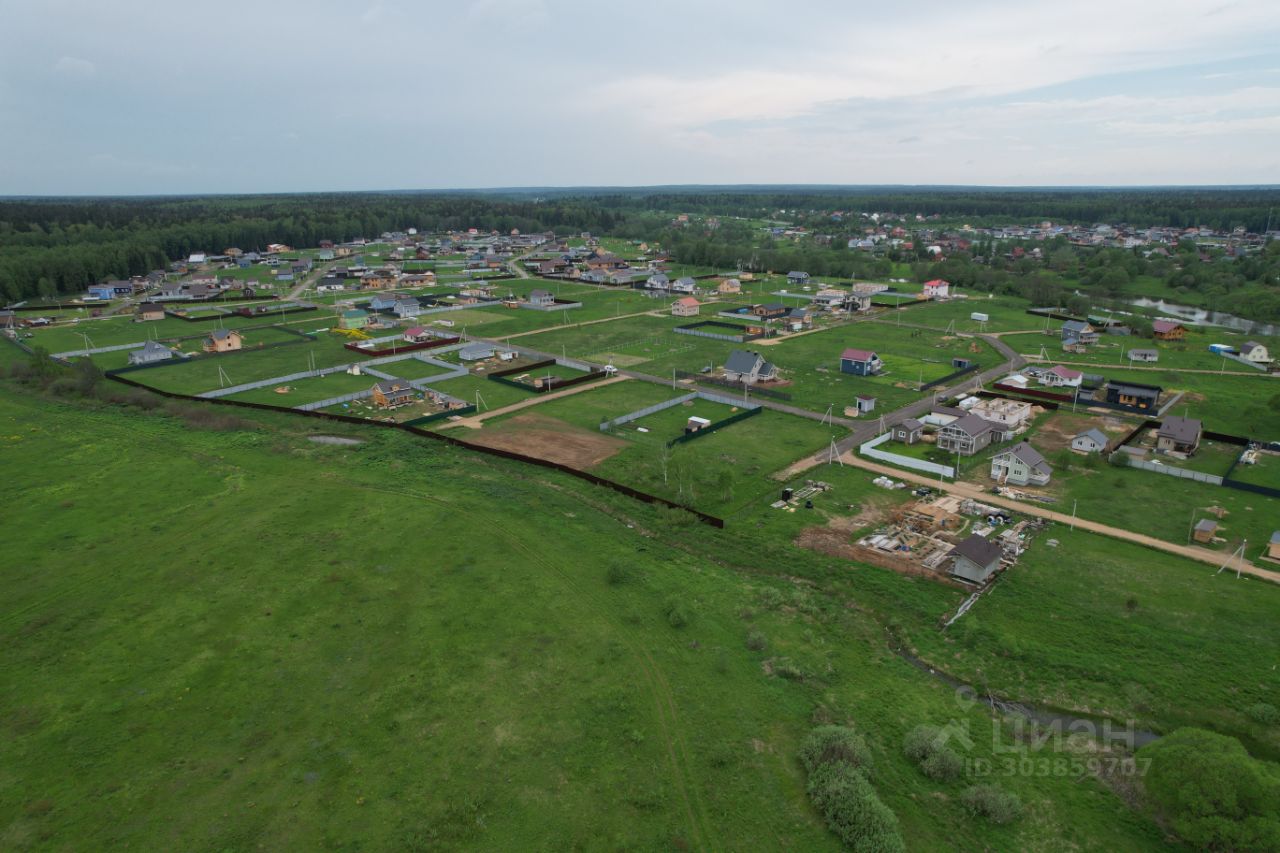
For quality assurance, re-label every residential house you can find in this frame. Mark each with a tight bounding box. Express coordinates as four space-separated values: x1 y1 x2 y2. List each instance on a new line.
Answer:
527 289 555 307
922 279 950 299
1240 341 1271 363
1152 320 1187 340
839 348 884 376
369 293 402 311
671 297 700 317
786 271 810 285
339 309 370 330
1061 320 1099 349
371 380 416 409
86 283 116 301
1071 429 1108 453
1156 416 1202 454
813 289 848 310
936 413 998 456
646 273 670 291
786 307 812 331
135 302 165 322
607 269 636 286
580 269 608 284
403 326 432 343
1105 380 1161 411
990 442 1052 486
1041 365 1083 388
948 534 1003 584
128 341 175 366
893 418 923 444
1128 348 1159 362
723 349 778 384
671 276 697 294
752 302 788 320
718 278 741 294
393 298 422 318
203 329 243 353
1192 519 1218 544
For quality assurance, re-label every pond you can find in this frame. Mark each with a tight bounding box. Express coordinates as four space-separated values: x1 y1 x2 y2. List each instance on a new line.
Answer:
1125 297 1277 337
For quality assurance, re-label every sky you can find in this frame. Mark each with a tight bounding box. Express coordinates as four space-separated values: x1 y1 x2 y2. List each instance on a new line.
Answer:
2 0 1279 195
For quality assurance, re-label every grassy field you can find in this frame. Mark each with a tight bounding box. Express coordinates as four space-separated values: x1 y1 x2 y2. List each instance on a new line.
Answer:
3 359 1264 850
222 370 376 406
120 336 357 396
891 295 1043 333
1010 326 1280 372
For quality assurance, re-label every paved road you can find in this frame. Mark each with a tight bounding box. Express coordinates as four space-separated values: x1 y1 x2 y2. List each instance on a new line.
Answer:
815 451 1279 582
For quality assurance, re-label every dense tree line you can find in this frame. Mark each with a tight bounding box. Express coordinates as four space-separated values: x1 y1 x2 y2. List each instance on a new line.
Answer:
0 195 621 302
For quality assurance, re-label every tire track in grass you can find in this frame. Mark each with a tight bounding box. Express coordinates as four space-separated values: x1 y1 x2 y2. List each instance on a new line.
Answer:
350 480 717 850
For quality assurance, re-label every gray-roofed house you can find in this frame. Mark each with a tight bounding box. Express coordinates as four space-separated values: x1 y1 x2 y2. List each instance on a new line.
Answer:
1240 341 1272 363
371 380 416 409
787 271 810 284
1061 319 1099 351
645 273 670 291
392 297 422 318
949 534 1003 584
1071 428 1108 454
1127 348 1159 363
893 418 924 444
723 349 778 385
989 441 1052 486
935 412 998 456
671 276 697 294
1157 416 1202 455
1105 380 1161 411
128 340 176 366
527 289 555 307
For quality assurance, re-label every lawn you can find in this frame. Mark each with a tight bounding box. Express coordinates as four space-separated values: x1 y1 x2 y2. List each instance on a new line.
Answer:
891 295 1043 333
222 370 376 406
120 335 357 396
0 358 1227 850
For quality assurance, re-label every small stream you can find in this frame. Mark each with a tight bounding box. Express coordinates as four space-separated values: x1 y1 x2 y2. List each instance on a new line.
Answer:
891 642 1161 749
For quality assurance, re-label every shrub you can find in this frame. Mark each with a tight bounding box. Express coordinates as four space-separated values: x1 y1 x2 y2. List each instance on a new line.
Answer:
920 747 965 782
744 629 767 652
960 784 1022 824
1248 703 1279 725
799 726 873 776
663 597 689 628
772 657 804 681
1139 728 1280 851
606 561 632 586
903 724 965 782
806 763 905 853
1125 596 1139 612
902 725 944 763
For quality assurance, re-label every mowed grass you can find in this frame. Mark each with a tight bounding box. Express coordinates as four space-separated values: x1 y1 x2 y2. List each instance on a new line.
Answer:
1010 326 1280 373
121 336 358 396
891 295 1043 333
223 370 376 406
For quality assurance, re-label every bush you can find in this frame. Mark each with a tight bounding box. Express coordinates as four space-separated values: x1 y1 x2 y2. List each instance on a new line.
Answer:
1139 728 1280 851
902 725 944 763
920 747 965 782
1248 703 1279 725
799 726 873 776
605 561 632 586
744 629 767 652
903 724 965 782
960 784 1022 824
807 763 905 853
663 596 689 628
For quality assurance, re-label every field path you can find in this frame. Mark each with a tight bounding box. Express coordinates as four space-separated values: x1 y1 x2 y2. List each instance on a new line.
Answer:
818 451 1280 582
437 375 630 429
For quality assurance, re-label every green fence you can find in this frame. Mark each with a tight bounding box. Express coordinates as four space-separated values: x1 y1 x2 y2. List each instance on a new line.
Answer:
402 404 477 427
666 405 762 447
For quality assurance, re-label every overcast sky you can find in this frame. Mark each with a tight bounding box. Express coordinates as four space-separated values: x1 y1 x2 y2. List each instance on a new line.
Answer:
2 0 1279 195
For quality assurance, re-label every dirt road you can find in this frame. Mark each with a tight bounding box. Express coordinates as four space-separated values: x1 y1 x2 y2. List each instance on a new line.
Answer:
820 451 1279 582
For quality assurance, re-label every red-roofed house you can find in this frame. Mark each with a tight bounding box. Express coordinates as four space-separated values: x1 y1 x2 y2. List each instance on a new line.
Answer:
1152 320 1186 340
923 279 950 299
839 347 884 376
671 296 700 317
403 326 432 343
1041 365 1083 388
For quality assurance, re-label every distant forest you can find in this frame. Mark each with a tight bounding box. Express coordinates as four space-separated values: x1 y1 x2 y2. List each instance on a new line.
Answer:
1 188 1278 305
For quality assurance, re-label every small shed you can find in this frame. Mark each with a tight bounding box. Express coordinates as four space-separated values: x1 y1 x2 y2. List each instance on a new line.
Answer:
1192 519 1218 544
855 395 876 414
893 418 923 444
949 535 1003 584
685 416 712 434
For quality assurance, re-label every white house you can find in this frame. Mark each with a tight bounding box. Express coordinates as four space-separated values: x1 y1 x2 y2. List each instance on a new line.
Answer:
1240 341 1272 363
922 279 950 299
989 442 1052 486
1040 365 1082 388
671 297 700 317
1071 429 1108 453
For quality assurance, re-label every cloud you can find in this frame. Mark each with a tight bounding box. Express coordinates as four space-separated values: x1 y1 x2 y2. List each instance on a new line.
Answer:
53 56 96 77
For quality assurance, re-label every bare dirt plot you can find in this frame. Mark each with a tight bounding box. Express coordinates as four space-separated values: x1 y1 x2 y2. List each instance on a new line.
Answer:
1031 411 1124 454
464 413 629 468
